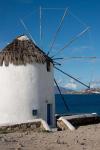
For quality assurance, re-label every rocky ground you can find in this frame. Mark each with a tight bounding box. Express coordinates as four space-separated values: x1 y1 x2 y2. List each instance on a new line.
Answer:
0 123 100 150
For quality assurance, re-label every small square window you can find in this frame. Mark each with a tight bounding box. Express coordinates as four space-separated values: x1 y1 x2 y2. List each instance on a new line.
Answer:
32 109 37 116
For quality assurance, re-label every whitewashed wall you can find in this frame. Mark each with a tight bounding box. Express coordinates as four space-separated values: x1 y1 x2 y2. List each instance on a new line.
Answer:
0 62 55 125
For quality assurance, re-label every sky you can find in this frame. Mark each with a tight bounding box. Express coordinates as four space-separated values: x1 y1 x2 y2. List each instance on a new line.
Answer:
0 0 100 90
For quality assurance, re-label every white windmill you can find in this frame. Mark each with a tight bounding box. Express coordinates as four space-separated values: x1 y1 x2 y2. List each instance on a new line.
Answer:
0 7 97 127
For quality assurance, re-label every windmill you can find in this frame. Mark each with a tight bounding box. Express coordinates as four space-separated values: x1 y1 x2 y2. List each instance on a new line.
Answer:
19 7 97 113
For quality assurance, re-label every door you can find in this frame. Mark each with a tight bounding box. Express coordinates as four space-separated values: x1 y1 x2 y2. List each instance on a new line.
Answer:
47 104 52 125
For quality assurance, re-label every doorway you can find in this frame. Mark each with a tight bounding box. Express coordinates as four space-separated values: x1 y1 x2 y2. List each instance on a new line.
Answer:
47 104 52 125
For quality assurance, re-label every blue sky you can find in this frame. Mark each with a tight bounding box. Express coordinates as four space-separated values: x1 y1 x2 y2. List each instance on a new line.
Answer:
0 0 100 89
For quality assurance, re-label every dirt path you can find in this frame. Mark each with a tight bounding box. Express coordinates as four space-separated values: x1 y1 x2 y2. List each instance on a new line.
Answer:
0 123 100 150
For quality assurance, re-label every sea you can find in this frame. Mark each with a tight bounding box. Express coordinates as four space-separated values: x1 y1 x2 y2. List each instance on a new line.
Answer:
55 94 100 115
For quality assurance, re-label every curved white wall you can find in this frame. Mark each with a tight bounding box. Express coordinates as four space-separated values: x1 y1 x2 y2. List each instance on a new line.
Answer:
0 63 55 125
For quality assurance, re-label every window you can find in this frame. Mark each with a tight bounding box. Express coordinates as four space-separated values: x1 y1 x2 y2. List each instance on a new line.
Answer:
32 109 37 116
46 61 51 72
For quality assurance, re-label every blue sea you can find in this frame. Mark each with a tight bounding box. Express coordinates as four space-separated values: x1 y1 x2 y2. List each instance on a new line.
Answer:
55 94 100 115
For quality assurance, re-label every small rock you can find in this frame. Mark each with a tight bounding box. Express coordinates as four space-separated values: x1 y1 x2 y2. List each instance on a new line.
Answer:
1 137 7 142
80 142 85 145
31 124 36 129
24 131 28 135
83 138 86 141
56 136 60 144
17 143 24 147
76 140 79 143
17 133 23 138
7 127 11 131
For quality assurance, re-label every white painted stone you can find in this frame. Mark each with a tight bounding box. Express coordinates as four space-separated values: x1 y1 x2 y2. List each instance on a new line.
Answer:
0 62 55 126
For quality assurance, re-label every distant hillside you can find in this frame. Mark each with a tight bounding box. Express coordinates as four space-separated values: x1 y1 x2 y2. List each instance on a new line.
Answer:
54 86 75 94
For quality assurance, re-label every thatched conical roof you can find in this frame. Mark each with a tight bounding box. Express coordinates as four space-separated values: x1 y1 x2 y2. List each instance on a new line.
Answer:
0 35 52 66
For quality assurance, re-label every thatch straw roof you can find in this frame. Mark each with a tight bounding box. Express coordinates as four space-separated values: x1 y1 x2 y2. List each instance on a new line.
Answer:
0 35 52 66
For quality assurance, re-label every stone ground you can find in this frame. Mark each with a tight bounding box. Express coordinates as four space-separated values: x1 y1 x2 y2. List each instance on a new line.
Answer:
0 123 100 150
